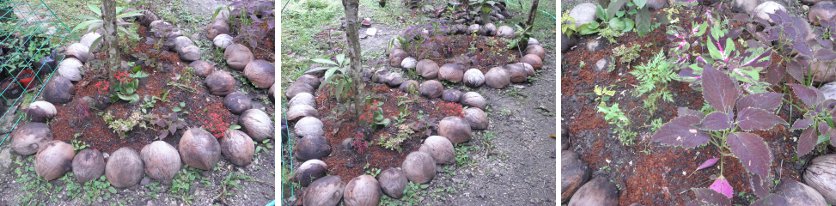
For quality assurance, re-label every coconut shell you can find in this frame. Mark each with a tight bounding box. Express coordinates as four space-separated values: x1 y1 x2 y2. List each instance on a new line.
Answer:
214 34 234 49
304 176 344 206
505 63 530 83
344 175 381 206
189 60 216 77
178 128 221 170
528 38 540 46
240 109 274 141
484 67 511 89
419 80 444 98
288 105 319 121
295 117 324 137
140 141 181 183
72 148 105 183
438 63 465 83
66 43 91 63
11 122 53 155
173 36 194 51
416 59 439 79
207 19 230 39
293 159 327 187
27 101 56 122
774 178 828 206
269 84 275 101
438 116 472 144
139 10 158 26
205 70 237 96
57 58 83 81
468 24 481 34
568 177 619 205
377 168 407 198
804 154 836 204
178 45 201 62
461 92 487 109
35 140 74 181
520 54 543 69
386 72 405 87
244 59 275 89
463 107 489 130
106 147 144 188
295 135 332 161
442 89 463 102
287 92 315 108
481 23 497 36
389 49 408 67
223 92 253 115
399 80 419 94
526 45 546 60
286 80 316 99
224 44 254 70
43 75 74 104
401 57 417 69
463 69 485 87
401 151 436 184
419 136 455 164
221 129 255 167
496 25 515 38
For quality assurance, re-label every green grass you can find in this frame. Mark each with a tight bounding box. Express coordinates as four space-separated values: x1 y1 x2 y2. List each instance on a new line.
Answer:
280 0 343 84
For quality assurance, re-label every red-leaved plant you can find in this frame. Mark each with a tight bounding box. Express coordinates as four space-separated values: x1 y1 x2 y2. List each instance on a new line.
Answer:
788 84 836 156
651 67 788 203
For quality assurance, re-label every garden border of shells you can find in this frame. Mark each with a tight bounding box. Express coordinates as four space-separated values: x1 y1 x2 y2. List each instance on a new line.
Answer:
10 9 275 189
286 22 547 205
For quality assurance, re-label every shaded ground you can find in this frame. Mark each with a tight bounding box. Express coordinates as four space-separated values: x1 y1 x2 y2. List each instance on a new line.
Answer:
281 0 556 205
0 0 275 205
560 3 814 205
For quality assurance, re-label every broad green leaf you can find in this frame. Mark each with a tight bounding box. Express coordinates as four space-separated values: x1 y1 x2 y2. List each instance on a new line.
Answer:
706 36 722 60
609 18 626 31
88 4 101 16
336 54 346 65
633 0 647 9
312 58 338 66
724 38 735 60
623 18 635 32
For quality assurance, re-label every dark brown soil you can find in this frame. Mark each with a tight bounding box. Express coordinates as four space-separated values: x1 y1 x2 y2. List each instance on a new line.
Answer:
562 5 809 205
312 84 462 181
402 34 522 72
50 25 236 154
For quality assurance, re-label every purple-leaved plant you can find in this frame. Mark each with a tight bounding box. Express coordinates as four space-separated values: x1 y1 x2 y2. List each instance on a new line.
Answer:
652 67 788 203
788 84 836 156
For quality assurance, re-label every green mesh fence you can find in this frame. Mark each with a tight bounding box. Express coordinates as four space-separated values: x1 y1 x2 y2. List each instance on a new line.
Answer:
0 0 71 145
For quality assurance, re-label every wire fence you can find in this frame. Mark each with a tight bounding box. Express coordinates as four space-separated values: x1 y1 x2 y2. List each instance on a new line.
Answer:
0 0 71 145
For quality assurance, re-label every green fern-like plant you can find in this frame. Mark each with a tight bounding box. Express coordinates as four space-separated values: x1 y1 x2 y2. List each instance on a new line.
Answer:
630 50 677 111
72 4 143 41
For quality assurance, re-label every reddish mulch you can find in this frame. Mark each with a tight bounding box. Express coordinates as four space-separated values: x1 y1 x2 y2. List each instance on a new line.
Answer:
562 6 808 205
311 84 462 181
401 34 523 72
50 25 237 154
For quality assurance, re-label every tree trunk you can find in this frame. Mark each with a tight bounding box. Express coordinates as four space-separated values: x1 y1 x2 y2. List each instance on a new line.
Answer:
526 0 539 27
341 0 366 120
101 0 120 77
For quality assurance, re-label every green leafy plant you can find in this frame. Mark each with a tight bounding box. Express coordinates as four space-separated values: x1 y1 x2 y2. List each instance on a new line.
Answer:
256 139 273 153
630 50 677 111
363 163 382 177
373 101 391 127
111 66 148 103
597 102 636 145
14 156 55 204
100 110 151 138
578 0 659 42
170 167 201 204
312 54 353 101
83 176 118 203
561 11 578 37
377 124 412 152
612 44 644 65
72 4 143 41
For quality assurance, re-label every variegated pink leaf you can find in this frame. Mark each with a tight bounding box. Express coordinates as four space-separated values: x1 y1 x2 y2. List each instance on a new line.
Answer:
696 157 719 171
709 177 734 199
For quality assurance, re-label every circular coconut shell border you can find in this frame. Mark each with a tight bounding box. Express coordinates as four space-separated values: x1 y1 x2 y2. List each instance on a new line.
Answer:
387 23 547 89
286 47 496 204
11 10 275 187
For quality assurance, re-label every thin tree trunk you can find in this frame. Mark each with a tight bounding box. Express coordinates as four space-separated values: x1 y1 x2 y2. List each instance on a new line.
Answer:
526 0 539 27
341 0 365 121
102 0 120 77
